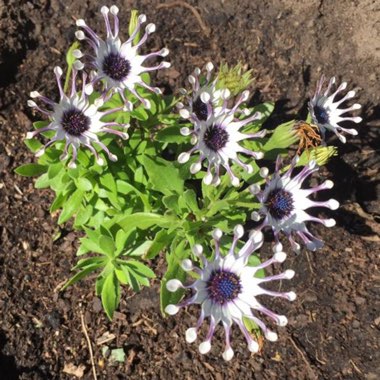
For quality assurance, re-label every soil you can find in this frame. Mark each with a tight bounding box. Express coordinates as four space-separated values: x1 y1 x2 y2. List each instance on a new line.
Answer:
0 0 379 379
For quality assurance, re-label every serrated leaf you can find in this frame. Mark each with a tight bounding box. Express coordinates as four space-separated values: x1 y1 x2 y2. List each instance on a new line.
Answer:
15 163 47 177
101 271 120 320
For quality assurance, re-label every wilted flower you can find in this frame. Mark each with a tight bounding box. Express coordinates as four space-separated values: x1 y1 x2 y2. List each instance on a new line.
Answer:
165 226 296 361
308 75 362 143
26 66 128 168
75 5 170 109
251 156 339 252
178 90 265 187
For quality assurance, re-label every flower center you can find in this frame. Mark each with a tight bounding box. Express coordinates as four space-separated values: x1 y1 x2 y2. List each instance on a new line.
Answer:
203 124 229 152
102 52 131 82
266 188 294 220
61 108 90 136
207 270 242 305
193 96 209 121
313 105 329 124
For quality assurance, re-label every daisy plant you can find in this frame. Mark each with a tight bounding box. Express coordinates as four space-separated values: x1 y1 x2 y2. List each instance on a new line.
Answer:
15 4 358 361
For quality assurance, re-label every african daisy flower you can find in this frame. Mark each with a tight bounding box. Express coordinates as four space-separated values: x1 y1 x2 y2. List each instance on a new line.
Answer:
26 66 128 168
176 62 224 125
178 90 265 187
250 156 339 252
308 75 362 143
75 5 170 109
165 226 296 361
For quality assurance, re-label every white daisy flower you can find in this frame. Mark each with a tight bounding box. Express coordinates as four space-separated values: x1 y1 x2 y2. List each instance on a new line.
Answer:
176 62 224 125
75 5 170 109
165 226 296 361
178 90 265 187
250 156 340 252
308 75 362 143
26 66 129 169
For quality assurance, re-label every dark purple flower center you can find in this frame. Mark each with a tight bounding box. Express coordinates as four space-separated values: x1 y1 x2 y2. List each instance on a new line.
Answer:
102 52 131 82
313 105 329 124
193 96 209 121
207 270 242 305
61 108 90 136
266 188 294 220
203 124 229 152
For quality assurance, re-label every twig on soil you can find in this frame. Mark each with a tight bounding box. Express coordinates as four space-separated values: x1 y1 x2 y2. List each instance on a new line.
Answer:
289 336 317 380
156 1 211 36
53 280 67 293
350 359 364 375
305 251 315 275
80 309 97 380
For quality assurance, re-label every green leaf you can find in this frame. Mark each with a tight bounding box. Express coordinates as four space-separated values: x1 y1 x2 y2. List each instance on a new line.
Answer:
182 190 200 213
64 41 81 93
128 9 140 44
160 239 188 314
263 121 298 153
76 177 93 192
145 230 174 259
50 192 66 213
141 155 184 195
115 268 130 285
24 138 42 153
243 317 261 336
99 235 116 258
34 173 51 188
101 271 120 320
248 255 265 279
115 212 177 231
298 146 338 167
250 102 275 123
155 125 188 143
58 189 84 224
100 172 117 195
73 256 106 270
131 106 149 121
74 205 93 227
125 260 156 278
62 263 103 290
15 163 47 177
109 348 126 363
127 241 154 257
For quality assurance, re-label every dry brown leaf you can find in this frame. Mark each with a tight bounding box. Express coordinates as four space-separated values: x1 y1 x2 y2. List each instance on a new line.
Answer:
62 363 86 378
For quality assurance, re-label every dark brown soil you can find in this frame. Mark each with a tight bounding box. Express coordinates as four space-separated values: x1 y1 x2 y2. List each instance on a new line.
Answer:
0 1 379 379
